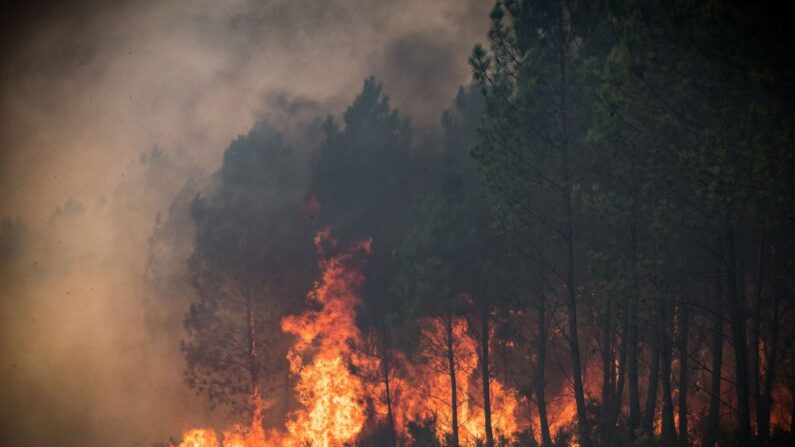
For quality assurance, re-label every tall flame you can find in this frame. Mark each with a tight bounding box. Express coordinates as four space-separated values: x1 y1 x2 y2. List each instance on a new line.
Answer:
172 230 372 447
171 231 525 446
391 317 520 445
280 229 372 446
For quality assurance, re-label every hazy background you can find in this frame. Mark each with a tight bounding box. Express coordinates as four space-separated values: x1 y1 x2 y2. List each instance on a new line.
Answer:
0 1 491 445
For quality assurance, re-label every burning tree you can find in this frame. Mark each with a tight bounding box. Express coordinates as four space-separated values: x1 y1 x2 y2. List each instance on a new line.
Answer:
395 85 522 446
182 124 315 421
312 76 415 443
470 2 607 444
167 4 795 445
280 230 374 447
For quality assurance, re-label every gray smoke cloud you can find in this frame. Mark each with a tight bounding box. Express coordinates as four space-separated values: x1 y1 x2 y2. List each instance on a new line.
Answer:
0 0 492 445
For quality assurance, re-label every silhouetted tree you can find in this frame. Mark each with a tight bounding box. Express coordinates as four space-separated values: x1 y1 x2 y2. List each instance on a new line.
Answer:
183 123 315 421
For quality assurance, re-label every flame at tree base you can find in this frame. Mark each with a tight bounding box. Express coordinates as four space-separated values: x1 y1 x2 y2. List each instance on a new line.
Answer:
171 231 527 447
173 231 374 447
175 423 279 447
170 231 794 447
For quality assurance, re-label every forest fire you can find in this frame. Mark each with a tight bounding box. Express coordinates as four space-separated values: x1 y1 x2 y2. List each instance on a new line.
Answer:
280 231 371 446
171 230 537 446
394 317 521 444
4 2 794 447
173 230 370 446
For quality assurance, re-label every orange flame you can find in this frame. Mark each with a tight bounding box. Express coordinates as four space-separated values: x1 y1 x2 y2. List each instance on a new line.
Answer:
172 230 372 447
280 231 372 446
388 317 520 445
176 429 219 447
172 231 525 446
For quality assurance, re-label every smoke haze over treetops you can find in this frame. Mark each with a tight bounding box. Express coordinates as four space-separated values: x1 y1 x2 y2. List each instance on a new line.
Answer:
0 1 492 446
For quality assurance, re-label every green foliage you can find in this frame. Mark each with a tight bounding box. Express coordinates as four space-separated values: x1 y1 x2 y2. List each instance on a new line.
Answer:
183 123 315 417
314 76 412 246
173 2 795 445
313 77 415 333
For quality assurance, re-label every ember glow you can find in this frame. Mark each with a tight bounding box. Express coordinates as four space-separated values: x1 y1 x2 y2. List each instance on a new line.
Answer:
171 230 369 446
171 231 532 446
280 231 372 446
3 2 794 447
395 317 521 444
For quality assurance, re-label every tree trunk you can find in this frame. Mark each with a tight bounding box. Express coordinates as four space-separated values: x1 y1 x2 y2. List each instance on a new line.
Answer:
628 221 641 437
614 303 629 419
790 381 795 435
642 317 661 436
704 281 723 447
660 292 676 445
564 235 590 447
601 297 614 420
751 236 765 444
446 315 460 447
724 222 752 446
557 9 591 445
677 300 689 446
246 298 261 421
759 250 782 445
537 293 553 447
605 301 628 442
381 328 396 446
527 390 537 444
481 300 495 447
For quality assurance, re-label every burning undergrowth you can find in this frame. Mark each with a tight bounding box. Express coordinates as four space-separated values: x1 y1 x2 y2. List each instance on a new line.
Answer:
171 229 531 447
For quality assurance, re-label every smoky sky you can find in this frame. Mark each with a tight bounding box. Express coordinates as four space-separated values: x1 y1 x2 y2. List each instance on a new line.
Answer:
0 1 492 446
0 0 491 220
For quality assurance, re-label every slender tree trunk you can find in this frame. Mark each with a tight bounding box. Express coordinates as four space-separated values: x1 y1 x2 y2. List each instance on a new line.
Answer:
628 221 641 437
557 9 591 445
704 281 723 447
481 300 495 447
642 316 661 436
759 317 778 446
537 292 553 447
446 315 460 447
677 300 689 446
724 222 753 446
790 381 795 435
381 328 396 446
601 297 614 419
246 298 261 421
563 202 591 446
759 251 782 445
614 304 629 416
751 236 765 444
660 292 676 445
527 390 537 444
564 225 590 447
605 302 629 442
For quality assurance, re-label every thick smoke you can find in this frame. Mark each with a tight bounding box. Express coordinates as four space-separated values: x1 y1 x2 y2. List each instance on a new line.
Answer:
0 1 492 445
